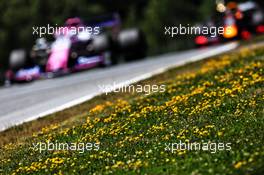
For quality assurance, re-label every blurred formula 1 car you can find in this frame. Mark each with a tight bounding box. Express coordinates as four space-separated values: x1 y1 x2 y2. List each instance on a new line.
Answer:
194 6 239 46
6 14 147 82
235 1 264 39
41 14 147 74
45 17 109 75
222 1 264 40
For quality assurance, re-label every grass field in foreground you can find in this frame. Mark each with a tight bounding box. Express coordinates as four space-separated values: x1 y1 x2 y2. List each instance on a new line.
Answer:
0 44 264 175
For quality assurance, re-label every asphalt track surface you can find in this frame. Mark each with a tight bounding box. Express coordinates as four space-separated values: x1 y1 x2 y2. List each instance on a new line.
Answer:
0 42 238 131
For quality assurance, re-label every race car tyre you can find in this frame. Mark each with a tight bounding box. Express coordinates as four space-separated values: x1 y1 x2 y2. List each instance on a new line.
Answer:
92 34 111 53
9 49 27 70
30 50 49 68
117 28 147 61
92 34 120 65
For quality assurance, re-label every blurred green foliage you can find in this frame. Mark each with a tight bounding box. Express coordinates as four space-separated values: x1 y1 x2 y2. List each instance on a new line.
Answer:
0 0 214 70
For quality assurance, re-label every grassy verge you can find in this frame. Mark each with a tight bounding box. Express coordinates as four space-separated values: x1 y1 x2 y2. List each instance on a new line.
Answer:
0 44 264 174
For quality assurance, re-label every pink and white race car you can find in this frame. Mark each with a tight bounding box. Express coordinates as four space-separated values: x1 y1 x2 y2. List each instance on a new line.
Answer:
6 14 147 83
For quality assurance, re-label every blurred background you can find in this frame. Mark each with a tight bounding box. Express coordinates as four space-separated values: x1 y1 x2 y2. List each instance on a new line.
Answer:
0 0 264 85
